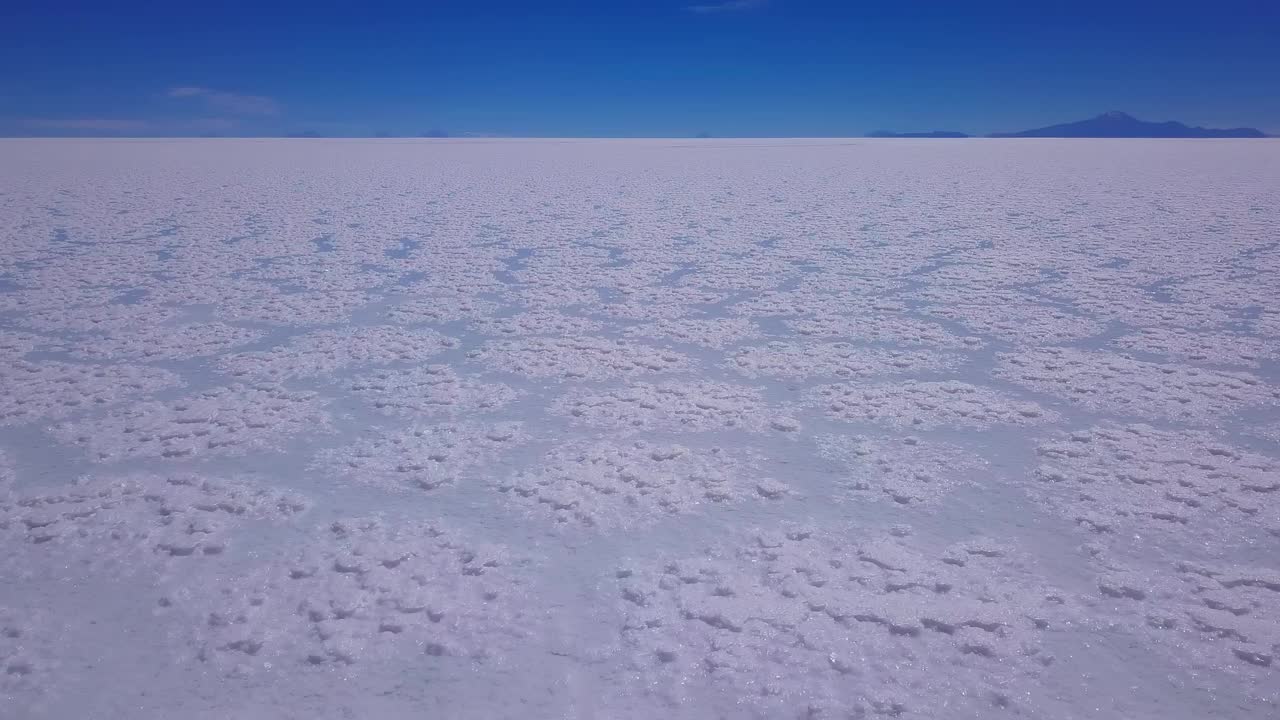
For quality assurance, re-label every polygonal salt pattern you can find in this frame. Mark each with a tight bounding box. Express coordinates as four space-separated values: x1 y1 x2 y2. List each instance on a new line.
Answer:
0 473 307 561
471 309 604 337
0 361 182 426
1033 423 1280 541
51 384 331 462
816 434 990 505
2 138 1278 719
178 516 529 670
725 342 958 380
623 317 763 349
347 366 519 417
0 605 53 697
613 527 1073 717
498 440 786 529
17 302 184 333
470 336 692 380
674 257 798 292
1075 555 1280 693
220 325 458 380
1110 326 1279 368
785 312 983 349
551 380 795 434
921 303 1108 346
730 290 899 318
0 330 47 363
0 285 122 315
1250 422 1280 444
507 283 602 309
0 449 14 498
385 294 501 326
591 286 727 320
215 290 378 326
1038 281 1238 330
315 423 528 492
807 380 1059 429
69 322 266 362
995 348 1278 423
1157 561 1280 672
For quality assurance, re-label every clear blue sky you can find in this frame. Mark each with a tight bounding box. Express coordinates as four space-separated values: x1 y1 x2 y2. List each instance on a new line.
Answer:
3 0 1278 137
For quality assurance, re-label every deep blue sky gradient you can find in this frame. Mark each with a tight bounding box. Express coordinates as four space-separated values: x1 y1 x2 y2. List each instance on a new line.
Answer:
4 0 1278 136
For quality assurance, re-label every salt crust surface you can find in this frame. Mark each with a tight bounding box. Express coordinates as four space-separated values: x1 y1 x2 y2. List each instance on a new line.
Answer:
1034 423 1280 542
807 379 1059 429
614 527 1072 717
470 336 692 380
69 322 266 362
499 440 786 528
347 365 519 417
995 347 1278 423
816 435 989 505
315 422 528 492
0 473 307 563
551 380 795 434
0 138 1277 718
726 341 958 380
182 516 529 671
0 360 182 426
52 384 332 462
220 325 458 380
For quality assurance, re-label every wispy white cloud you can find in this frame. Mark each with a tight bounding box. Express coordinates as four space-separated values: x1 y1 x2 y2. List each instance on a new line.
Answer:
167 87 281 115
686 0 768 13
22 117 153 132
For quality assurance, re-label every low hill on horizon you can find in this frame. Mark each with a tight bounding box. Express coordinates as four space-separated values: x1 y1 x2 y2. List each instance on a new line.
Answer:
988 111 1267 138
869 112 1268 139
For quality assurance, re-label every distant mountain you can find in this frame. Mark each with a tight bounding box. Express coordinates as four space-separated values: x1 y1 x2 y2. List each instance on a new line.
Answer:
990 111 1266 138
868 130 970 139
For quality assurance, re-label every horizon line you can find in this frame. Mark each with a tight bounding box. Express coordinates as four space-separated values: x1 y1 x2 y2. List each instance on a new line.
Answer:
2 135 1276 140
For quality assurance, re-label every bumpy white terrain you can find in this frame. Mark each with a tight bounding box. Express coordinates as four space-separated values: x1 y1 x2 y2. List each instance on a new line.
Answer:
1 138 1277 719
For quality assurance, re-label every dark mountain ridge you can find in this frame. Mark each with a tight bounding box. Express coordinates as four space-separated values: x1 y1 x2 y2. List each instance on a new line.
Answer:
988 111 1266 138
869 112 1268 139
